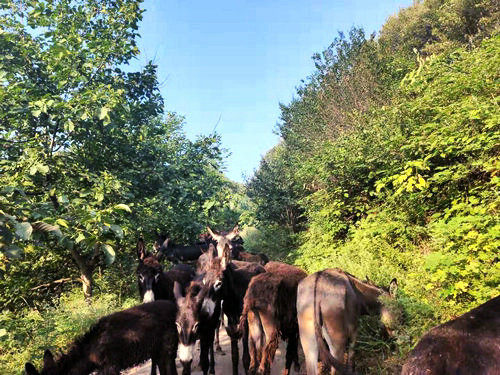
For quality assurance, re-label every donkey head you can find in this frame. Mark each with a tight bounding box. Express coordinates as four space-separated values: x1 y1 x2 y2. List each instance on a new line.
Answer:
201 241 231 298
153 233 170 261
196 243 217 274
379 278 400 336
25 349 56 375
136 238 163 303
174 281 206 368
206 225 239 258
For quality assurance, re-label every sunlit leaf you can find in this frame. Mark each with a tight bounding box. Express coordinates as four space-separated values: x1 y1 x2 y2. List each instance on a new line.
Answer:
114 204 131 213
101 244 116 265
15 222 32 240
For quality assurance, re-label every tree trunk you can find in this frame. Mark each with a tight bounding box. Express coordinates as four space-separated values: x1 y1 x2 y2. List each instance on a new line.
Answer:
80 270 93 304
70 247 96 304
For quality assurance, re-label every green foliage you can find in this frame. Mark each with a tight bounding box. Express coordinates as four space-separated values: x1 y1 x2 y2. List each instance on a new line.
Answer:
246 144 304 231
379 0 499 56
0 288 136 374
0 0 236 308
247 2 499 372
294 35 499 320
241 225 299 262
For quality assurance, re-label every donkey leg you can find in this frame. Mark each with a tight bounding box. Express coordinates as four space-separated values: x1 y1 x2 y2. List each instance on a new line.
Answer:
215 312 224 353
199 332 216 375
215 325 222 352
298 315 318 375
321 322 347 375
155 355 168 375
346 329 358 373
258 310 279 375
283 331 299 375
150 358 157 375
199 338 209 375
247 310 262 375
209 341 216 375
228 327 240 375
242 319 251 375
168 356 177 375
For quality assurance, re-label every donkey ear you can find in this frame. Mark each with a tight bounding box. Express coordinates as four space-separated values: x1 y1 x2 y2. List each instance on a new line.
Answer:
207 227 222 241
226 225 239 240
156 238 169 261
25 362 40 375
389 278 398 297
208 243 216 256
43 349 55 369
136 238 146 260
173 281 184 301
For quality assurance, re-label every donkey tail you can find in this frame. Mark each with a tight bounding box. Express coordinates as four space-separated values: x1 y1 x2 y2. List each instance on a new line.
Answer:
238 296 250 337
313 272 353 375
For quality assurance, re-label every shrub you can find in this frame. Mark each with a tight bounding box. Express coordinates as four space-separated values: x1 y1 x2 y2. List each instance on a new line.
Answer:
0 288 136 374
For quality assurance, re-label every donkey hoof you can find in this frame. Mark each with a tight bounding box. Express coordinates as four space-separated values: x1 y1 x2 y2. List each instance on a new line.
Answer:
193 363 202 371
216 348 225 355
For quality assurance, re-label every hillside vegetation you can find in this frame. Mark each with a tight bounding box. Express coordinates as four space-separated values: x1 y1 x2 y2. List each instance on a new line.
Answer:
246 0 499 372
0 0 498 373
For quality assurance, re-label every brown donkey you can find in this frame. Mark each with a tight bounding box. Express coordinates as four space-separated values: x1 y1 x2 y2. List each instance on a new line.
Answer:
296 269 398 375
197 243 266 375
240 261 307 375
24 301 178 375
402 295 500 375
207 225 240 258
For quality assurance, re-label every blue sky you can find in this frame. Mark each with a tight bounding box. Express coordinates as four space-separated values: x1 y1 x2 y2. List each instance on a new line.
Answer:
130 0 413 182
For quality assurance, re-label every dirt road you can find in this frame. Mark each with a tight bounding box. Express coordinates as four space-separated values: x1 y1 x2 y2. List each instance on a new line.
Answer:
123 326 294 375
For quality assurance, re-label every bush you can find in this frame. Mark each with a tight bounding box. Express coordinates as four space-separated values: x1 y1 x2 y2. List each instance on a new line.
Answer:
0 288 136 374
241 225 299 262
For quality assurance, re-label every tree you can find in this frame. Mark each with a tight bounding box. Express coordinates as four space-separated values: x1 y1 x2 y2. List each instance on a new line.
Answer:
246 144 303 232
0 0 232 306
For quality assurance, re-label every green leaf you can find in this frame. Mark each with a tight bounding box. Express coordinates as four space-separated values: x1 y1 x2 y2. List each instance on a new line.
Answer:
37 164 49 175
55 218 69 228
75 232 86 243
114 204 131 213
110 224 123 239
15 222 32 240
101 244 116 265
31 108 42 117
98 106 110 120
4 245 24 259
64 119 75 132
29 165 38 175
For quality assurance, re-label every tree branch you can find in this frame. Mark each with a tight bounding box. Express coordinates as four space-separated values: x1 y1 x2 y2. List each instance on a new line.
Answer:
30 278 75 291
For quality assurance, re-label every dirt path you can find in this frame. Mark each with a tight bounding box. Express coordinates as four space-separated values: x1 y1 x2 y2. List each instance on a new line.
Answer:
123 326 294 375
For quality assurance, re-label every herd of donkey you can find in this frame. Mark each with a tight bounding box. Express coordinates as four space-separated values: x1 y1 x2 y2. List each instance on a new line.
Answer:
25 226 500 375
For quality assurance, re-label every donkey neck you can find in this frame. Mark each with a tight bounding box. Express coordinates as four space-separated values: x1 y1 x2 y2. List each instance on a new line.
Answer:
347 275 385 314
51 343 96 375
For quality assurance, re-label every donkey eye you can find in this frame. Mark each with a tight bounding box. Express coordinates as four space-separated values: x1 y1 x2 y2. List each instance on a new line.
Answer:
192 322 199 333
139 275 145 283
154 274 160 282
214 280 222 291
176 322 182 335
